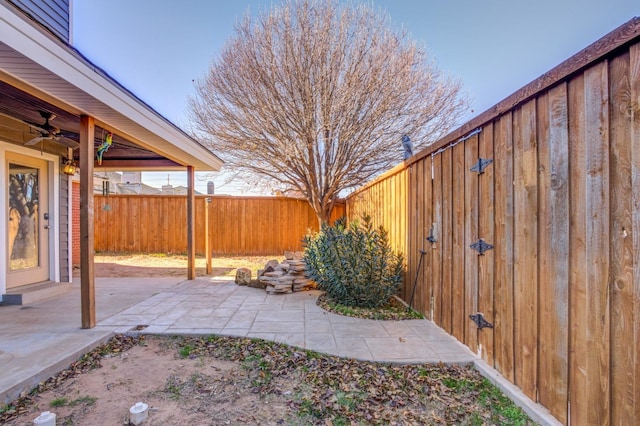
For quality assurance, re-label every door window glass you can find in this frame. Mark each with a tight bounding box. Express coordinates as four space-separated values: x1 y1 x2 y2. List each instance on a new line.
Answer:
8 162 40 270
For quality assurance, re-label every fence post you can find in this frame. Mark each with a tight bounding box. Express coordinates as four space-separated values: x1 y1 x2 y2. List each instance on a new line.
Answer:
205 197 212 274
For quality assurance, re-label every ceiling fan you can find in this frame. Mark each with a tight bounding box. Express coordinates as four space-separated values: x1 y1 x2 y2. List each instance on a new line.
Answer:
24 110 80 149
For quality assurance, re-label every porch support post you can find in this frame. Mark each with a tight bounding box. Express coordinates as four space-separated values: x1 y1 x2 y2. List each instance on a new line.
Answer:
79 115 95 328
187 166 195 280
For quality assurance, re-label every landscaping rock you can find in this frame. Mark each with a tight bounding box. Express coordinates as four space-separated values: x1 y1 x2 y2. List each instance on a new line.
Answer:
235 268 251 285
258 253 315 294
263 260 280 273
248 279 266 289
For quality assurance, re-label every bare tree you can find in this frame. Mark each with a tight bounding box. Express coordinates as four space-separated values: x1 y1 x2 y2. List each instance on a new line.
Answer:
188 0 468 223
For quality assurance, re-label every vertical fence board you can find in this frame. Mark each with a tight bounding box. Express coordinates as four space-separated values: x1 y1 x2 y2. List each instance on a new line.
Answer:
94 196 104 249
411 160 424 313
168 197 179 252
464 134 479 353
408 165 417 304
144 197 154 252
585 61 611 426
442 149 454 333
513 99 539 400
494 111 515 382
569 73 588 426
119 197 128 251
537 90 551 409
161 197 169 252
120 199 136 251
432 154 443 324
416 164 424 311
210 197 220 253
609 50 635 426
403 170 409 286
129 197 138 249
142 197 150 251
452 142 466 342
226 198 236 253
478 122 495 365
275 199 283 254
416 165 423 307
389 177 395 256
537 83 570 423
421 158 432 316
630 41 640 426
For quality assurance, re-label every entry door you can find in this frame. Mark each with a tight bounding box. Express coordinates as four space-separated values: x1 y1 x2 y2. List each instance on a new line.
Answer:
6 152 50 288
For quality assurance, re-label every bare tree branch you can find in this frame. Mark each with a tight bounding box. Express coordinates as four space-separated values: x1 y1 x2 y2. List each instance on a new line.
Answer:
188 0 468 223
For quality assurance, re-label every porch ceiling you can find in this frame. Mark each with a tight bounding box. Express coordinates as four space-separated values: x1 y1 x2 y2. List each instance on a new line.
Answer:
0 78 173 168
0 2 223 171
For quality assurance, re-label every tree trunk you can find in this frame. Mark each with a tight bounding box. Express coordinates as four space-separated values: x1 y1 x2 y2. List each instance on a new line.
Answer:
311 197 336 227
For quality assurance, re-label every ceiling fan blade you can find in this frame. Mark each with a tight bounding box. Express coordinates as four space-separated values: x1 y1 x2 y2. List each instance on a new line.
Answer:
25 135 48 146
23 121 48 133
54 136 80 149
59 130 79 140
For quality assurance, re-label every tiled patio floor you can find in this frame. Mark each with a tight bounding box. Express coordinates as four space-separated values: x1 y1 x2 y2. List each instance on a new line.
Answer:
96 279 475 364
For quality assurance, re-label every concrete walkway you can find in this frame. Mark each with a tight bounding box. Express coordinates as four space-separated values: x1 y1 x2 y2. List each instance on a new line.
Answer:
0 276 475 405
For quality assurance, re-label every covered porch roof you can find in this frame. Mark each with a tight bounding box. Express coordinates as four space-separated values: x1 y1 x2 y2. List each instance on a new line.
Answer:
0 0 222 171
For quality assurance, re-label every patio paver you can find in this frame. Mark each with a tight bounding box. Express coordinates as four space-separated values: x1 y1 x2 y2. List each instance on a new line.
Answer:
100 279 477 365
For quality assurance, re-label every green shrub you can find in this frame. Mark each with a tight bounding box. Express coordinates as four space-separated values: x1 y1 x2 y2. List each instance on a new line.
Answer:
303 215 403 308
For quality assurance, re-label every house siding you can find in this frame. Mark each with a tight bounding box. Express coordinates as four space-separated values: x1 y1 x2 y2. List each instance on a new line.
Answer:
8 0 70 42
72 180 79 265
58 172 70 282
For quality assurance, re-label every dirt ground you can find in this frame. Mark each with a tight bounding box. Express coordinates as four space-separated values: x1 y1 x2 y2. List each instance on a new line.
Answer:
6 336 293 425
76 253 279 278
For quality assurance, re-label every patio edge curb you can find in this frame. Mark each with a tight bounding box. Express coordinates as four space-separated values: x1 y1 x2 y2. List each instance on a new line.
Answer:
473 360 562 426
1 331 115 405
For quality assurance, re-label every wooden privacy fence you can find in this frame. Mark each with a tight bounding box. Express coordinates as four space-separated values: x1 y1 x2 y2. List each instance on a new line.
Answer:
94 195 345 255
346 18 640 425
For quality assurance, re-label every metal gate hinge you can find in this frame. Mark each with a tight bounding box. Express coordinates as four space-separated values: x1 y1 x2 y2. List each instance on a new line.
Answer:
470 157 493 174
470 313 493 330
426 225 437 244
470 239 493 255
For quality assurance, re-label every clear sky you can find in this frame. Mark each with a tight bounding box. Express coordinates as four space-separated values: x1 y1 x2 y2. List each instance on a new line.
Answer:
72 0 639 194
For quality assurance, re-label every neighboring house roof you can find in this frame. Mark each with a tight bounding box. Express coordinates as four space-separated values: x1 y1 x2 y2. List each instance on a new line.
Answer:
163 185 202 195
114 182 162 195
0 0 223 171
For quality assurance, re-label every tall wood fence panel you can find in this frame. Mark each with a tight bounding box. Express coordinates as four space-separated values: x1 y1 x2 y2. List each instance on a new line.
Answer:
94 195 345 255
345 19 640 425
346 168 409 299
